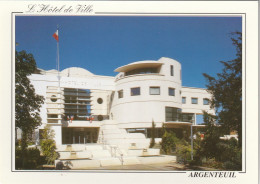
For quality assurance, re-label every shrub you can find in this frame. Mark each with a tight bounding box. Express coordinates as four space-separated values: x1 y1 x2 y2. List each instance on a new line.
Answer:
161 131 178 154
15 147 45 170
149 120 156 148
40 126 60 165
175 140 191 164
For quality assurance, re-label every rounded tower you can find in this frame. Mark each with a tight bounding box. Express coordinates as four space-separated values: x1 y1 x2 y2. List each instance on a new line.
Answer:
110 57 182 129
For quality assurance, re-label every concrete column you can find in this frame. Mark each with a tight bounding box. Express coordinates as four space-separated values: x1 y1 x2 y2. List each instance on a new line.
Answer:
51 125 62 146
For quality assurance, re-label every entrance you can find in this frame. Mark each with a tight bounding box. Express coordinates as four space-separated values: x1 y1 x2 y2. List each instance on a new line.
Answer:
62 127 99 144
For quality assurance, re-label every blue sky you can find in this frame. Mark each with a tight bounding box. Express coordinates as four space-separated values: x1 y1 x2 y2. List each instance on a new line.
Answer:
16 16 242 89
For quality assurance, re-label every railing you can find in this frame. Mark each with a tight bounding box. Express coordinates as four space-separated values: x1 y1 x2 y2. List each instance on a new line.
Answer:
110 145 124 165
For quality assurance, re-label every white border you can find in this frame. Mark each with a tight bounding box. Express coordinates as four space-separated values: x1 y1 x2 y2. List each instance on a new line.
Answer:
0 1 258 184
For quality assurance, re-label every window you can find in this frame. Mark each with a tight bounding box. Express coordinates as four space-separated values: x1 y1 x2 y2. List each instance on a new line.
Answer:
97 98 103 104
125 68 158 76
63 88 92 120
180 69 182 80
203 98 209 105
47 114 58 118
97 115 103 121
50 95 57 102
118 90 123 98
131 87 140 96
165 107 182 122
168 88 175 96
191 98 198 104
150 87 160 95
182 113 194 123
170 65 174 76
182 97 186 104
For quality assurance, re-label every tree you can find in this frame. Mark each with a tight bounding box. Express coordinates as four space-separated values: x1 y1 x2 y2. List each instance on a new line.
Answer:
149 120 156 148
40 125 60 165
198 112 221 159
15 50 44 151
203 32 242 147
161 124 178 154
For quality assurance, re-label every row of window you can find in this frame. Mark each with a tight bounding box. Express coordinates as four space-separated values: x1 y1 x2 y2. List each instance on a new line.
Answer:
118 87 176 98
182 97 209 105
118 87 209 105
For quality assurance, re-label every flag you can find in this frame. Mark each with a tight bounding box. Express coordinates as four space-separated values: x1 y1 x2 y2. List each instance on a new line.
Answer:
90 115 94 123
53 30 59 42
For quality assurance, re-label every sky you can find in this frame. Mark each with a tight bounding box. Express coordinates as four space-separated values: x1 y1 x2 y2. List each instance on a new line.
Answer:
15 16 242 89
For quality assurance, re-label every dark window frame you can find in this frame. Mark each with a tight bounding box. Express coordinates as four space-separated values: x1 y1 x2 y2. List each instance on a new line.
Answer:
191 97 198 104
150 86 160 95
131 87 141 96
203 98 209 105
170 65 174 76
168 88 175 96
118 90 123 98
182 97 186 104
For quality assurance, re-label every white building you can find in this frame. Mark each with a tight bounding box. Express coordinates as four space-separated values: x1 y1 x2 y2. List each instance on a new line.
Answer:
29 57 214 150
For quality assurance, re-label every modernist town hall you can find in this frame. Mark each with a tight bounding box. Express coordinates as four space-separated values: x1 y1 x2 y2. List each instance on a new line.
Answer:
28 57 214 166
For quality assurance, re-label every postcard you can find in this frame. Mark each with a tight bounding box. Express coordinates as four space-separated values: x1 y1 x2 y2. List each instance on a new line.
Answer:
0 1 258 184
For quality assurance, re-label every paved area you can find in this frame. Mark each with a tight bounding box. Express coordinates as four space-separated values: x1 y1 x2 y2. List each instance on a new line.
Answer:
74 162 216 171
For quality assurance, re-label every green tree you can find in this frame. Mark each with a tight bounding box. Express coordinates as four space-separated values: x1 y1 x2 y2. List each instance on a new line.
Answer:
160 124 178 154
203 32 242 147
198 112 221 159
15 50 44 151
40 125 60 165
149 120 156 148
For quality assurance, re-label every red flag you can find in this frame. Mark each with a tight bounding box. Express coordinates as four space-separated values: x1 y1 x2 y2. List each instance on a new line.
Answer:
52 30 59 42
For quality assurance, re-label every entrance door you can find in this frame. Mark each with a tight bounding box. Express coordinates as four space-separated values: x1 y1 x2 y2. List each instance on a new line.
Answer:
62 127 99 144
74 129 85 144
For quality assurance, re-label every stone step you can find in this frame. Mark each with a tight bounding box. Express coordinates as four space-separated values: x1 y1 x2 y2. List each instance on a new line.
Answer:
99 158 121 167
122 156 141 165
138 155 177 164
59 151 93 160
85 145 103 151
55 159 100 169
91 150 112 158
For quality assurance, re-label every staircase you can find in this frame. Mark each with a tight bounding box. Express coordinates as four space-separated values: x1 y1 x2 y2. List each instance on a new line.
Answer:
55 120 176 169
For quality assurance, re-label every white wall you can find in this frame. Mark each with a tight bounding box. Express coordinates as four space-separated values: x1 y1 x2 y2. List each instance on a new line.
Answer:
111 57 182 126
181 87 215 115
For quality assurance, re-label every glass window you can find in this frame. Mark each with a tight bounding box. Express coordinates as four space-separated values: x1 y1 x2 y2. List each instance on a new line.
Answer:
63 88 92 120
118 90 123 98
191 98 198 104
182 97 186 104
182 113 194 123
131 87 140 96
97 115 103 121
168 88 175 96
47 114 58 118
97 98 103 104
170 65 174 76
150 87 160 95
50 95 57 102
125 68 158 76
165 107 182 122
203 98 209 105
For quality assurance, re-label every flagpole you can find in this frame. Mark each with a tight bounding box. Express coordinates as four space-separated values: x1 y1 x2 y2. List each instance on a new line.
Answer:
56 25 61 125
57 25 60 88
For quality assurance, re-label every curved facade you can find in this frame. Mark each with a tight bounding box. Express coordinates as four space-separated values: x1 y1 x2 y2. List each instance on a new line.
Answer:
111 57 182 128
28 57 214 150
